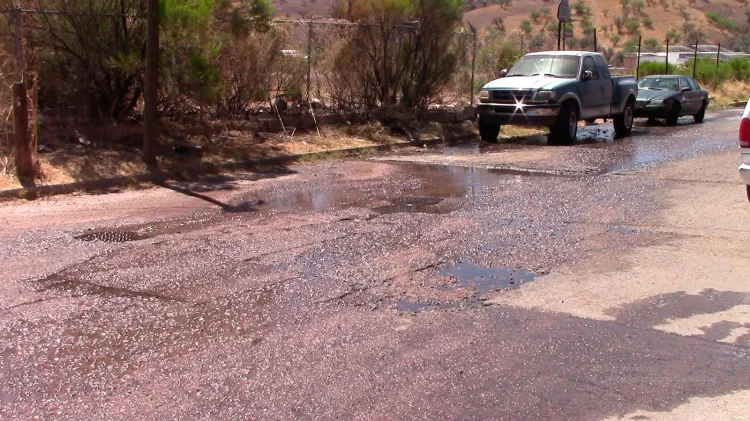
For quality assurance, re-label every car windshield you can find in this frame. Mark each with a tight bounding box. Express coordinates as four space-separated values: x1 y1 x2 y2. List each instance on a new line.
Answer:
506 55 580 78
638 77 680 91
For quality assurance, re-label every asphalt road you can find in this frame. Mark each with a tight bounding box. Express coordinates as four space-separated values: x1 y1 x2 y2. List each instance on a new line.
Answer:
1 110 749 420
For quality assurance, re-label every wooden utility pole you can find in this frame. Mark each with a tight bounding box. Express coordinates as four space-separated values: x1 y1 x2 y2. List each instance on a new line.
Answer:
13 82 33 178
143 0 159 167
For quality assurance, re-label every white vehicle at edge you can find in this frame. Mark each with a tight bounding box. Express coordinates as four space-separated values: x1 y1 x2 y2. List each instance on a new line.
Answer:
740 98 750 202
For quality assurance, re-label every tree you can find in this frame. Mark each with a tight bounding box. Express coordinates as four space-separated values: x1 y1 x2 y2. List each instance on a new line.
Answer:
644 37 661 50
643 16 654 29
682 21 696 40
660 0 669 10
646 0 656 5
600 24 609 33
626 19 641 35
620 0 630 7
574 0 591 16
603 8 609 17
610 33 621 46
623 38 639 52
521 20 533 35
331 0 465 109
614 16 626 34
632 0 645 14
492 16 506 32
679 6 691 23
530 10 542 23
666 28 681 44
705 11 738 34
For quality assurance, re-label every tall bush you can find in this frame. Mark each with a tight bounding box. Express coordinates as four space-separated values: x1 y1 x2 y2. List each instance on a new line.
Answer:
330 0 464 110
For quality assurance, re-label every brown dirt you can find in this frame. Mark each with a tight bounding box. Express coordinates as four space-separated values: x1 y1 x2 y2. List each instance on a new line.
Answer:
0 121 468 191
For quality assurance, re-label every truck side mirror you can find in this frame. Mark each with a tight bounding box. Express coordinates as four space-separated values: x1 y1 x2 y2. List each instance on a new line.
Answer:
583 70 593 80
499 69 508 78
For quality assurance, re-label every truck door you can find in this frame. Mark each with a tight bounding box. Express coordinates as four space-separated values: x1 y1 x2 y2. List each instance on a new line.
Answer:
594 55 614 114
580 56 608 118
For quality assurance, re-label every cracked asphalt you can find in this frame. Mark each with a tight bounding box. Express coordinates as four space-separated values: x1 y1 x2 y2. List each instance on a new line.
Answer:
1 110 750 420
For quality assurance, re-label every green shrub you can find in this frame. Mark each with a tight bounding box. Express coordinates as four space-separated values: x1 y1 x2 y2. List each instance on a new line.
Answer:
677 59 732 88
638 60 676 77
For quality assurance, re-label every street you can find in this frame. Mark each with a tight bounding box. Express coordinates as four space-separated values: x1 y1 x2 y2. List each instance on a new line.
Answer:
1 109 750 420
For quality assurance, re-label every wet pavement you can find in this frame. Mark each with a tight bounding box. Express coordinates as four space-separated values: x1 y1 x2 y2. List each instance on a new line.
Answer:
1 109 749 419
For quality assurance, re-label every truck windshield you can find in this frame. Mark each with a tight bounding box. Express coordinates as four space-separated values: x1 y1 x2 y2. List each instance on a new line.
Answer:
506 55 580 78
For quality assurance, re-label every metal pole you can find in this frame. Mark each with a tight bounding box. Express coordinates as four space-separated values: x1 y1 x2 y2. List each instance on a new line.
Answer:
470 29 477 105
557 21 562 50
636 36 642 79
665 38 669 74
13 8 22 81
716 42 721 68
562 21 566 51
693 39 698 78
143 0 159 167
593 28 597 52
306 21 312 101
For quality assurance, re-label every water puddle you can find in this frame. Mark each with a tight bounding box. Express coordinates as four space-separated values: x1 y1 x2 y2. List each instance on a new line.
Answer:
247 163 519 215
608 226 646 235
371 196 455 215
394 299 464 312
440 260 536 294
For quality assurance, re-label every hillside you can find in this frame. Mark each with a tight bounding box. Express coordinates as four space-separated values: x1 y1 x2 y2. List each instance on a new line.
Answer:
272 0 750 50
463 0 748 49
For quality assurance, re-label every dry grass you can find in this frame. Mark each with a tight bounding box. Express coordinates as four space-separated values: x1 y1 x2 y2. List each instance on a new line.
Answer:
707 80 750 110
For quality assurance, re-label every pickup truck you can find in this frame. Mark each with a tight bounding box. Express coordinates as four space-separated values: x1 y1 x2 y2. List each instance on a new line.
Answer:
477 51 638 143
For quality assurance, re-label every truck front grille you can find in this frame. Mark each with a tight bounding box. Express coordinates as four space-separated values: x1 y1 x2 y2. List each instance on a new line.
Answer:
490 89 533 104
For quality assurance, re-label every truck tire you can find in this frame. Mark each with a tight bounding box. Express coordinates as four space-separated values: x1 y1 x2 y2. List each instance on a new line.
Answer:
479 120 501 142
613 99 635 137
666 103 681 126
550 102 578 145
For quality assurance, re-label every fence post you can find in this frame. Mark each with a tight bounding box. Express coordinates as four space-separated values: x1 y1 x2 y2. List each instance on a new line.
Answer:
636 36 642 79
470 28 477 106
593 28 597 52
693 39 698 78
716 42 721 68
12 7 23 81
307 21 313 101
13 82 34 179
665 38 669 74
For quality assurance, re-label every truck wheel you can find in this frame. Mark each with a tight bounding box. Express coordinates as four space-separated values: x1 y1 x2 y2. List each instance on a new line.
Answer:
613 99 634 137
694 102 706 123
479 121 501 142
666 103 681 126
550 102 578 144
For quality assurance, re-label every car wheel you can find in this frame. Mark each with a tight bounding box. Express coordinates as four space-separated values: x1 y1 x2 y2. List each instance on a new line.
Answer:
666 103 681 126
550 102 578 145
478 120 501 142
613 99 634 137
694 102 707 123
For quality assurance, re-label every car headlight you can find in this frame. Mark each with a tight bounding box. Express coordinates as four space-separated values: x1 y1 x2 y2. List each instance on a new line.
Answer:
534 90 557 102
479 90 490 102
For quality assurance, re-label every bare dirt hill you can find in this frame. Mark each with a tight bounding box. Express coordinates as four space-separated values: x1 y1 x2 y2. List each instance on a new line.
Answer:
272 0 748 49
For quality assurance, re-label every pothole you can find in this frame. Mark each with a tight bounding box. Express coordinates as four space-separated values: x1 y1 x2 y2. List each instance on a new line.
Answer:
440 260 536 294
74 231 149 243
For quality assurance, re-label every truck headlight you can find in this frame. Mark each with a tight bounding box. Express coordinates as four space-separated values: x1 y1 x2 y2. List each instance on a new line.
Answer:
534 90 557 102
479 90 490 102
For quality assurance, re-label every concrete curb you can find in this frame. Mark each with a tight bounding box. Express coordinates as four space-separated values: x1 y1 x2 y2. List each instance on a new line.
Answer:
0 136 451 200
